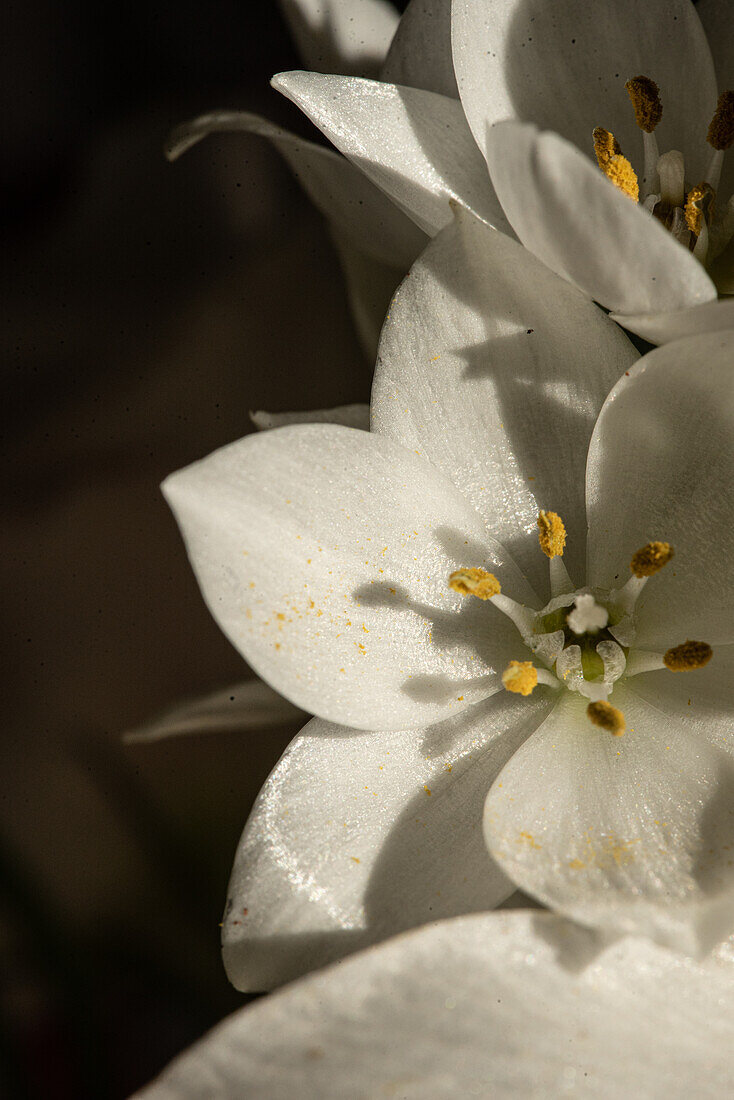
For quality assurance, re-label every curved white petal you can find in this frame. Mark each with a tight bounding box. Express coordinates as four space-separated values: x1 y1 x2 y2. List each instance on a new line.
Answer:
123 680 305 744
163 425 537 731
453 0 717 185
630 643 734 756
586 333 734 647
611 299 734 344
278 0 399 78
223 694 549 990
166 111 426 270
487 122 718 315
136 911 734 1100
373 207 637 599
697 0 734 203
272 72 510 237
251 405 370 432
485 686 734 954
381 0 457 98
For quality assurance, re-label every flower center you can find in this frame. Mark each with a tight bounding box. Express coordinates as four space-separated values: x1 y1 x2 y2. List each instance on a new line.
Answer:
448 515 713 735
592 76 734 272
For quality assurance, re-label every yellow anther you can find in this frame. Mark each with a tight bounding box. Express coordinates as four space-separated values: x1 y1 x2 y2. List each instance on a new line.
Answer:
593 126 621 166
707 90 734 151
449 567 501 600
625 76 663 133
663 640 713 671
592 127 639 201
537 510 566 559
502 661 538 696
586 700 625 736
684 182 715 235
629 541 674 578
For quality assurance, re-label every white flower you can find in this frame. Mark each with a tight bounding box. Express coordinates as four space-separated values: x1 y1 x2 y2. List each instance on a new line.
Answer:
134 910 734 1099
263 0 734 345
162 210 734 989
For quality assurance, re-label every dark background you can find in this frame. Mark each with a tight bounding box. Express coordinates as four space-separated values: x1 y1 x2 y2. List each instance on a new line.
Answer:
2 2 406 1095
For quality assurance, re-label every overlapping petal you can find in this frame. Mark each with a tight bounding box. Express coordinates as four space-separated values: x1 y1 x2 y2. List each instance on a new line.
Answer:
484 686 734 954
272 72 510 236
487 121 718 315
136 911 734 1099
453 0 717 185
278 0 399 78
586 333 734 647
611 298 734 344
163 425 536 731
381 0 457 97
372 207 637 597
166 110 426 270
223 693 549 990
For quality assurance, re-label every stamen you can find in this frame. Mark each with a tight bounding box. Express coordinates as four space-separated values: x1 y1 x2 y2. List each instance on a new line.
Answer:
685 182 714 262
663 640 713 671
657 150 685 208
502 661 538 696
449 568 501 600
586 700 625 736
567 594 608 635
630 541 674 578
625 76 663 133
537 510 566 559
707 91 734 151
592 128 639 201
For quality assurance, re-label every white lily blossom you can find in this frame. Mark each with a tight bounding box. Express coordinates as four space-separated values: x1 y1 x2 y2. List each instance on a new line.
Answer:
162 210 734 989
135 910 734 1099
267 0 734 345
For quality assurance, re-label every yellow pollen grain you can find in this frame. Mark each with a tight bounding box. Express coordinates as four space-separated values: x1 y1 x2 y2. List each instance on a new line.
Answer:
592 127 639 201
537 510 566 559
586 700 625 736
663 640 713 671
502 660 538 696
625 76 663 132
707 90 734 150
684 182 715 235
630 541 674 578
448 567 501 600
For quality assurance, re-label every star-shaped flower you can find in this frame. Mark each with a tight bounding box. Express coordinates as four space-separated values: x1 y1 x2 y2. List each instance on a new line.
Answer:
163 211 734 989
263 0 734 344
135 910 734 1099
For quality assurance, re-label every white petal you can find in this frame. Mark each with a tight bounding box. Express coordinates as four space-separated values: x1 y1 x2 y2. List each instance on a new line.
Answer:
381 0 457 98
586 333 734 647
123 680 305 744
166 110 426 269
487 122 718 315
163 425 537 731
328 236 403 361
453 0 717 184
251 405 370 432
223 693 550 990
272 72 510 237
278 0 399 77
372 207 637 598
611 297 734 344
630 643 734 756
135 911 734 1100
485 686 734 954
